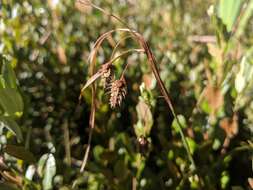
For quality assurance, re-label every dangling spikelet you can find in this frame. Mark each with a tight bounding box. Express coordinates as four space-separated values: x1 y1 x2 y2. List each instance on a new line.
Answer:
101 63 114 91
109 77 127 108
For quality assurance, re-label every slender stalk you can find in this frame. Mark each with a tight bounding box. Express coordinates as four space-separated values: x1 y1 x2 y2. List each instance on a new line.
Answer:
132 177 137 190
63 119 71 166
110 49 144 64
110 35 133 59
80 119 94 172
80 54 97 172
80 5 99 170
25 126 32 150
90 3 131 30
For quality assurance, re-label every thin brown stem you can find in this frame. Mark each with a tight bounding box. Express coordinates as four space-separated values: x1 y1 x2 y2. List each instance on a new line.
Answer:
110 35 133 59
132 177 137 190
120 61 131 79
110 49 144 64
80 119 94 172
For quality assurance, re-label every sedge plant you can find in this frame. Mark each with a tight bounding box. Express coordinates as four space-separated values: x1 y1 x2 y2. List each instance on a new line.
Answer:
77 0 196 173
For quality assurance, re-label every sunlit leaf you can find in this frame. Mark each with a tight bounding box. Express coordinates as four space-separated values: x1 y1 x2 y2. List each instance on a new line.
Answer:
212 139 221 150
172 115 186 133
235 1 253 38
135 100 153 135
25 165 36 181
39 153 56 190
235 72 245 93
220 171 230 189
219 0 243 31
207 43 222 63
235 56 253 93
186 137 197 154
38 154 48 177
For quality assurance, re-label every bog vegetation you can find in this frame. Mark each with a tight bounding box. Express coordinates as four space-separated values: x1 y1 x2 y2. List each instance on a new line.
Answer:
0 0 253 189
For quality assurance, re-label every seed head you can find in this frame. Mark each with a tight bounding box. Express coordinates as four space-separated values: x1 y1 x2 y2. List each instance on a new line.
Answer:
101 63 114 91
109 77 127 108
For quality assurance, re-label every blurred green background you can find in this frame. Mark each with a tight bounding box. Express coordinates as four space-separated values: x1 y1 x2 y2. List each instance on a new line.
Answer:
0 0 253 189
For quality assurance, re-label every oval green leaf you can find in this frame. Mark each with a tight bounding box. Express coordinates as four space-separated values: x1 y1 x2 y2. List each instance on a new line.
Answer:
42 154 56 190
0 88 24 118
5 144 36 163
0 116 23 142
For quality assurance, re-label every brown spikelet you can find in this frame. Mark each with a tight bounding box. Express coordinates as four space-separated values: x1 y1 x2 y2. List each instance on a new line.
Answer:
109 77 127 108
101 63 114 91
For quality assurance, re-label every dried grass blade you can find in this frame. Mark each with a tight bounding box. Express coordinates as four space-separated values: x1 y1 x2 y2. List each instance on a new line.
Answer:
80 71 103 94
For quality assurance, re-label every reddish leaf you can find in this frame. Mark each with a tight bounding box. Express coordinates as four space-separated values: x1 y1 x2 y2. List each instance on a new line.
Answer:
204 84 223 116
220 114 238 138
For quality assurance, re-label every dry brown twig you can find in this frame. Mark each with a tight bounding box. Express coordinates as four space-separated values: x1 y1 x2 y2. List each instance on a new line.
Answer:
78 0 196 172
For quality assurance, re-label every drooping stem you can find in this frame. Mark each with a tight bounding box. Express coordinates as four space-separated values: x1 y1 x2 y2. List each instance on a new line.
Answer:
109 45 195 169
80 114 94 172
79 0 196 171
140 40 196 170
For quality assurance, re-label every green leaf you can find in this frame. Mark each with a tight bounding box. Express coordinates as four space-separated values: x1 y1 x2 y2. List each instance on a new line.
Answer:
1 60 17 89
38 154 48 177
212 138 221 150
235 56 253 93
0 75 5 88
5 144 36 163
186 137 197 154
0 182 19 190
231 186 244 190
38 154 57 190
0 88 23 117
93 145 104 162
25 165 36 181
235 0 253 38
0 116 23 142
113 159 128 180
172 115 186 133
134 100 153 137
43 154 56 190
235 72 245 93
167 150 174 160
220 171 230 189
219 0 243 31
